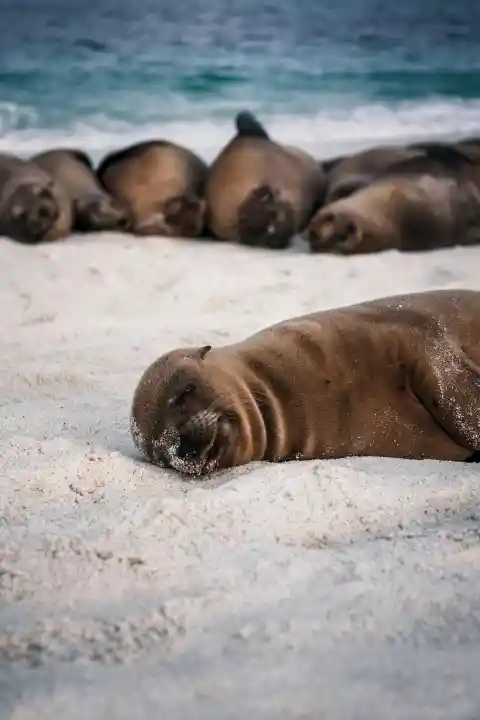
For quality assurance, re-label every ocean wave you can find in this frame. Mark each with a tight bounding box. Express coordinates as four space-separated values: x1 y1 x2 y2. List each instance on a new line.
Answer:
0 99 479 163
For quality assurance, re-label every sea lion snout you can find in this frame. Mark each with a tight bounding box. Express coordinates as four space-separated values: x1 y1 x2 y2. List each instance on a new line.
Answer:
76 196 132 233
131 345 240 476
237 184 295 249
307 211 360 254
157 409 228 476
163 194 206 237
8 183 60 243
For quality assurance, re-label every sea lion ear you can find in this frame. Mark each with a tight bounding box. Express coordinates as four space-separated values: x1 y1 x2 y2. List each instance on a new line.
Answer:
197 345 212 360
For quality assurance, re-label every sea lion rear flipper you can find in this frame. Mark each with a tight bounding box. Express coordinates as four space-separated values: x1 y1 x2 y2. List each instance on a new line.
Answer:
235 111 270 140
411 339 480 451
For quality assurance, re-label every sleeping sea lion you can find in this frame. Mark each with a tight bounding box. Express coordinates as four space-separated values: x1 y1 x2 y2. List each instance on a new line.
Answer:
130 289 480 476
306 144 480 254
32 149 131 233
97 141 208 238
323 144 426 203
0 153 72 244
205 111 327 249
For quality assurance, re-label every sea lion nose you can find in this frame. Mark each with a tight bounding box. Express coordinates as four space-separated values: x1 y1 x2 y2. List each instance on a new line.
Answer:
177 434 199 461
118 215 131 231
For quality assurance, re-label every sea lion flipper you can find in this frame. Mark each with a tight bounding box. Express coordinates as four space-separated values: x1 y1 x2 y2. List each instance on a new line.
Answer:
328 176 370 202
235 111 270 140
321 156 344 174
412 340 480 450
408 142 474 167
380 143 474 179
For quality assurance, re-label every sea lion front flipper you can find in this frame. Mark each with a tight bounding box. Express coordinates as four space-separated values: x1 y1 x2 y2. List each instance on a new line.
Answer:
235 111 270 140
379 143 474 181
411 339 480 450
408 142 474 167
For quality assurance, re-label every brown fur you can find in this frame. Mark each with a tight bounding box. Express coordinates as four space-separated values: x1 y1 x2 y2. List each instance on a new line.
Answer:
0 153 72 244
323 145 425 203
130 289 480 477
97 140 208 238
453 136 480 162
306 145 480 254
33 148 131 233
205 113 327 249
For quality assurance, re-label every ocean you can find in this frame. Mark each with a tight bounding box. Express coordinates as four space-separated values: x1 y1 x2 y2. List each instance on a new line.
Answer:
1 0 480 164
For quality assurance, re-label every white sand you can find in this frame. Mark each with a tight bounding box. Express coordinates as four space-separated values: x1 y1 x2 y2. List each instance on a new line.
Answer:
1 233 480 720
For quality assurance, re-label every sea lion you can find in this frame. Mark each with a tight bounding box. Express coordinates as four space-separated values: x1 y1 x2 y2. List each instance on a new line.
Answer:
306 144 480 254
130 289 480 477
0 153 72 244
32 148 131 233
450 137 480 162
97 141 208 238
205 111 327 249
323 144 425 203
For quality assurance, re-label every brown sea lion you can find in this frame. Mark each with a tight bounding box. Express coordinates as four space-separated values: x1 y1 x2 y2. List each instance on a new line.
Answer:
449 137 480 162
306 144 480 254
32 148 131 233
323 144 425 203
130 289 480 477
96 141 208 238
205 111 327 249
0 153 72 244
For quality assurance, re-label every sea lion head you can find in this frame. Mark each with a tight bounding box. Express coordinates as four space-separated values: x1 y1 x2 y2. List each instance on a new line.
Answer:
162 194 206 237
130 345 240 476
7 180 64 244
237 184 295 250
75 194 132 233
133 194 206 238
306 207 363 255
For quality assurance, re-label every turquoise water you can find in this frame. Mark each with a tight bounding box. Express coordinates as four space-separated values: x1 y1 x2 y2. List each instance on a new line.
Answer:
1 0 479 161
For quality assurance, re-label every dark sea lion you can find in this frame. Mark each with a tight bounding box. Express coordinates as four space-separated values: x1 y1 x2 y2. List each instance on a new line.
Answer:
306 144 480 255
323 145 425 203
32 148 131 233
130 289 480 477
0 153 72 244
205 111 327 249
97 141 208 238
448 136 480 162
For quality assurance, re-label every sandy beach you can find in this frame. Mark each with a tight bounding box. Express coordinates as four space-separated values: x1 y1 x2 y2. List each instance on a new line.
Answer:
1 233 480 719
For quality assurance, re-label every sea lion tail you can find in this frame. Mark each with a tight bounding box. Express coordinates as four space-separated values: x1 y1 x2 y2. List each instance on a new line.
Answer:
235 111 270 139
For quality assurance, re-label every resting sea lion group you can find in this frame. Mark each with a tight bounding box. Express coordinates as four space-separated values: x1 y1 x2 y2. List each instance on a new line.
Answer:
3 109 479 253
2 110 479 476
